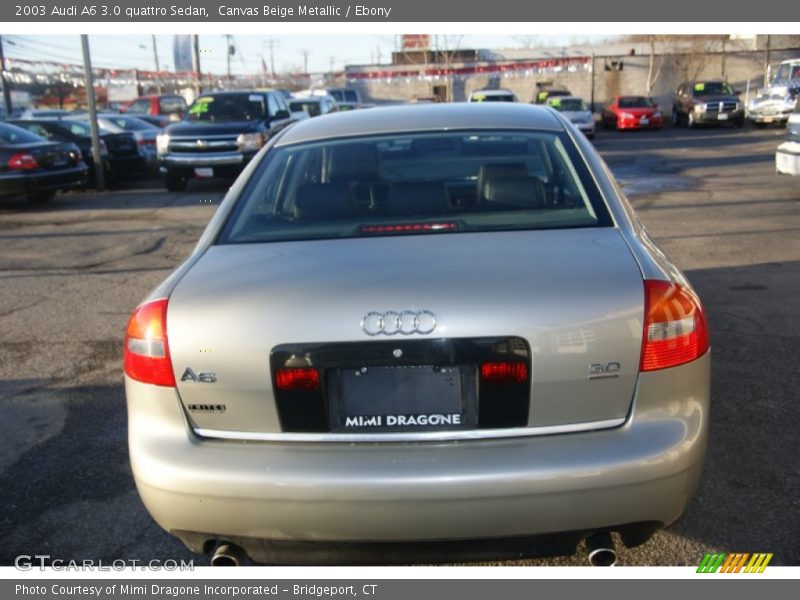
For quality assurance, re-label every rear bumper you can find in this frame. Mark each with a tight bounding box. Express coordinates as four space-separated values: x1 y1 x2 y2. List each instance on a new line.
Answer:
127 352 709 560
0 164 88 198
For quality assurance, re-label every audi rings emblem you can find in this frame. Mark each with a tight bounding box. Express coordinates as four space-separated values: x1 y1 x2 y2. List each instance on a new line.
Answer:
361 310 437 336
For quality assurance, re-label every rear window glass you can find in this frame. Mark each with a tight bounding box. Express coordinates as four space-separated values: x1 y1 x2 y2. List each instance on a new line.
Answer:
159 96 186 114
471 93 515 102
0 122 45 144
330 90 358 103
290 100 322 117
103 116 153 131
218 130 612 245
549 98 587 111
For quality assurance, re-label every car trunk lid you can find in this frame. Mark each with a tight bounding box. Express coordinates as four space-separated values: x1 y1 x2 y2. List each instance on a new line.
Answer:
167 228 645 436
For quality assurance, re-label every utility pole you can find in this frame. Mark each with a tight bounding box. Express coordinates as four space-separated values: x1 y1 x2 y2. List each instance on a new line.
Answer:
0 36 12 116
264 38 279 79
763 34 771 85
81 35 105 192
590 52 595 114
192 34 201 96
151 35 162 95
225 34 233 89
299 49 310 75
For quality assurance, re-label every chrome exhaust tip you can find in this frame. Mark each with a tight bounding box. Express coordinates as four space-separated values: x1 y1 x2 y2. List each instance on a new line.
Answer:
585 532 617 566
210 542 246 566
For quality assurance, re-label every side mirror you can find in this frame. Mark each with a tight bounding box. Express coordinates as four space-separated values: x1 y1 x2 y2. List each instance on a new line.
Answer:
273 110 290 120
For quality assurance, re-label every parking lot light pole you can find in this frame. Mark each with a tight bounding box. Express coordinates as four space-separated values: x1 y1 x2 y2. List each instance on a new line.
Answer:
0 36 12 116
81 35 105 192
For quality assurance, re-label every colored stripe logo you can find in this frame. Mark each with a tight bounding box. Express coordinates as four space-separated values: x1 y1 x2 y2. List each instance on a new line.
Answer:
697 553 773 573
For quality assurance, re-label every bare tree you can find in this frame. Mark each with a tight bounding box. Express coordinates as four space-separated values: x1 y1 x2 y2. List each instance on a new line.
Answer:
671 37 718 83
434 35 463 102
646 35 667 96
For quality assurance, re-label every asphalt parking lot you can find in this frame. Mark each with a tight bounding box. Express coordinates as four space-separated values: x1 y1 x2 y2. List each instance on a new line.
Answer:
0 124 798 567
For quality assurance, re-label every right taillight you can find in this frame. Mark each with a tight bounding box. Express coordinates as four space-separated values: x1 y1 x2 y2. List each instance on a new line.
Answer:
641 280 709 371
124 298 176 387
481 361 528 384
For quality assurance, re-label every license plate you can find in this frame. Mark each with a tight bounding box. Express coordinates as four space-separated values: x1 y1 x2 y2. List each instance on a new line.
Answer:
718 113 729 120
330 365 476 432
194 167 213 178
640 118 650 125
764 117 774 123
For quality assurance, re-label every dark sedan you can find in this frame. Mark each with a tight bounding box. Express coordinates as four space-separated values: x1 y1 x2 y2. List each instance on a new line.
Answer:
8 118 145 184
0 122 87 203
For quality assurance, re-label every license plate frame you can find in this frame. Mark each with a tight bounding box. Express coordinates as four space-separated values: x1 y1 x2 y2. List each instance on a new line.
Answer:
328 365 478 433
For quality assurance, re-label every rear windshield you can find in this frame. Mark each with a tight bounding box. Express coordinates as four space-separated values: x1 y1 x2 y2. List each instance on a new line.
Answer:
218 130 612 244
187 94 265 122
102 115 154 131
54 120 92 137
471 93 515 102
290 100 322 117
550 98 587 111
330 90 358 103
159 96 186 114
0 122 44 144
618 97 654 108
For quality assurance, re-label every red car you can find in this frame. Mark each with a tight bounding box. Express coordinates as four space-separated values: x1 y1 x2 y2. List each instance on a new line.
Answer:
602 96 663 131
121 94 187 126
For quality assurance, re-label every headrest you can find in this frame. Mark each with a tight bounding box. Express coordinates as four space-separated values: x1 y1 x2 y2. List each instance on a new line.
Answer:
327 143 380 182
386 182 451 216
294 183 354 219
482 176 546 209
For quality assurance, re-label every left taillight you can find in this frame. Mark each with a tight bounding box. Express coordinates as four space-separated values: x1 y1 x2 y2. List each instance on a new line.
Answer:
124 298 176 387
275 367 320 391
7 152 40 170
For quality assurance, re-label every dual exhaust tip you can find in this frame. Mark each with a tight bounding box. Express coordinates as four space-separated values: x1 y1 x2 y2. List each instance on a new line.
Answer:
585 532 617 566
209 534 617 567
210 542 247 567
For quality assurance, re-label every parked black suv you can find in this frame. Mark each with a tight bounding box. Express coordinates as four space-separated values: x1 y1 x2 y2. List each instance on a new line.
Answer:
157 90 294 191
672 80 744 128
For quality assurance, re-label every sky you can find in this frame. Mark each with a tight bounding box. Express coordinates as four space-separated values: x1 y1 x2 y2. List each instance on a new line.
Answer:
2 34 616 75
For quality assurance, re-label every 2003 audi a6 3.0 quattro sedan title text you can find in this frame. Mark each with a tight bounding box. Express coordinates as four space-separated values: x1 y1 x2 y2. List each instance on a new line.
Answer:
124 103 710 566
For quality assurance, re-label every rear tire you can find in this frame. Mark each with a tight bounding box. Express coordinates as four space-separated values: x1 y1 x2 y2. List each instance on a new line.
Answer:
27 190 56 204
164 173 189 192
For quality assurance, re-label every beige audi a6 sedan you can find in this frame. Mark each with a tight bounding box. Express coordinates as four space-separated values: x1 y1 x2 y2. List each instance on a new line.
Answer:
124 103 710 566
